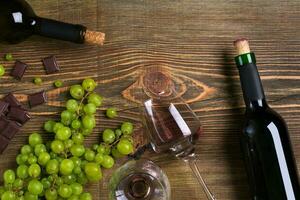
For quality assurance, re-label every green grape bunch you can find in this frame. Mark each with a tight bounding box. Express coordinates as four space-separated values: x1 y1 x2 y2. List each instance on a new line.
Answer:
0 78 136 200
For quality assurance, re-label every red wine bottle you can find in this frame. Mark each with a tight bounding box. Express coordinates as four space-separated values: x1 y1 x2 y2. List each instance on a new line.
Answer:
234 39 300 200
0 0 105 45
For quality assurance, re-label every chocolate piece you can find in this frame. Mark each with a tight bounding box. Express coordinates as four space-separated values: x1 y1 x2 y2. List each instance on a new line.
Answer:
11 60 28 80
0 135 9 154
0 101 9 115
1 121 21 140
28 90 47 107
42 56 60 74
0 116 9 130
7 107 30 124
3 93 22 107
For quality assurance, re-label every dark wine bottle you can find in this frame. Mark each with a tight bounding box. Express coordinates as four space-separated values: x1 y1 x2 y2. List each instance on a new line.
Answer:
234 39 300 200
0 0 105 45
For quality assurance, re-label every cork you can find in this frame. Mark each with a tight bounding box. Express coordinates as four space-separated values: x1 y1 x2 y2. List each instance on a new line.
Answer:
234 38 251 55
84 30 105 45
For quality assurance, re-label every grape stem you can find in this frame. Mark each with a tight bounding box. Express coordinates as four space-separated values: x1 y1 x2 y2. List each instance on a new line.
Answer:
76 91 92 116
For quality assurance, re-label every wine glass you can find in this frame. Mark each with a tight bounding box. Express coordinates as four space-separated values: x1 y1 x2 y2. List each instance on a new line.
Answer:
136 67 216 200
108 159 171 200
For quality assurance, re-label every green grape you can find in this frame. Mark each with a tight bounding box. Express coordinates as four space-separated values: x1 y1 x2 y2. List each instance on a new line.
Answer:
24 192 38 200
13 178 24 189
61 110 73 122
84 162 102 182
51 140 65 154
41 178 51 189
72 133 84 144
20 154 29 163
3 169 15 184
5 53 13 61
28 164 41 178
71 119 81 130
112 147 124 159
54 80 63 88
106 107 118 119
0 186 4 196
17 165 28 179
70 85 85 100
34 144 47 156
45 188 58 200
92 144 99 151
56 126 72 141
63 174 76 184
70 157 81 167
60 159 74 175
28 133 43 147
117 139 134 155
82 78 96 92
56 177 63 186
104 145 111 155
1 191 15 200
84 149 95 161
46 159 59 174
80 160 87 168
115 129 122 138
33 77 42 85
81 128 92 136
70 144 85 157
53 123 64 133
28 179 43 195
58 184 73 198
27 154 37 164
0 65 5 77
101 155 114 169
94 153 104 164
76 173 87 185
96 144 105 154
38 152 50 166
79 192 92 200
66 99 79 112
121 122 134 135
82 115 95 130
44 120 56 133
83 103 96 115
70 183 82 195
64 139 74 149
21 145 32 154
102 129 115 144
68 195 80 200
16 196 25 200
73 166 82 175
50 152 57 159
16 154 25 165
87 93 102 107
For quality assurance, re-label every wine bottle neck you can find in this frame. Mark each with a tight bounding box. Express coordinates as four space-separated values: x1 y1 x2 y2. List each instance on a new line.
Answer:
33 17 86 43
235 52 267 111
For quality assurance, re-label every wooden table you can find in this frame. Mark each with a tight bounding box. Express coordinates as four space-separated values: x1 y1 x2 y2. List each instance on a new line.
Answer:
0 0 299 199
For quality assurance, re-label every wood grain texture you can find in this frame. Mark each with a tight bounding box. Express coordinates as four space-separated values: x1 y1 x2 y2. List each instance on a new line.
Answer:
0 0 300 199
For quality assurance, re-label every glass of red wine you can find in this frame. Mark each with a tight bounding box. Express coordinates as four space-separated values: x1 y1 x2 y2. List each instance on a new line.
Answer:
136 67 216 200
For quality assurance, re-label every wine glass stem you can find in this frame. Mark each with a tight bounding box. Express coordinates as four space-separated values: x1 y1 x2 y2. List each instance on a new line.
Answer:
188 159 217 200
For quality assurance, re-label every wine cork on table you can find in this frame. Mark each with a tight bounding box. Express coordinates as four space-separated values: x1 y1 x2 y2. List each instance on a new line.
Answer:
234 38 251 55
84 30 105 45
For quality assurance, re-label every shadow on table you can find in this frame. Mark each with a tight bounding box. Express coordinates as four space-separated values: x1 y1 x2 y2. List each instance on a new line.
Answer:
221 50 251 199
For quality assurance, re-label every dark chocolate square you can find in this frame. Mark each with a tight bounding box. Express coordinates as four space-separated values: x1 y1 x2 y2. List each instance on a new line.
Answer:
0 116 9 130
7 107 30 124
3 93 22 107
28 90 47 107
0 135 9 154
1 121 21 140
0 101 9 115
11 60 28 80
42 56 60 74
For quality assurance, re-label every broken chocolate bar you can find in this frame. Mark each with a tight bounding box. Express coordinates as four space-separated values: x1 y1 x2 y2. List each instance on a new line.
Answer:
42 56 60 74
3 93 22 108
11 60 28 80
0 116 9 130
1 121 21 140
28 90 47 107
0 135 9 154
0 101 9 115
7 107 30 124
